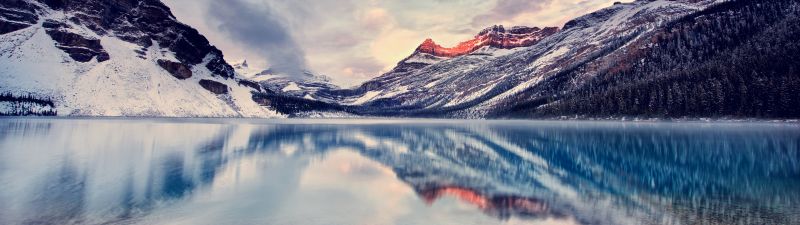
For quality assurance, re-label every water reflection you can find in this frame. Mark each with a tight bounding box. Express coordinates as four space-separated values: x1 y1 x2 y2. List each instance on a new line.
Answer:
0 118 798 225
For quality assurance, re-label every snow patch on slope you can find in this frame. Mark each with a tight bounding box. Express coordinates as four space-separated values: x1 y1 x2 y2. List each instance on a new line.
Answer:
403 53 447 65
380 86 409 98
282 82 301 92
445 84 494 107
0 16 279 117
348 91 381 105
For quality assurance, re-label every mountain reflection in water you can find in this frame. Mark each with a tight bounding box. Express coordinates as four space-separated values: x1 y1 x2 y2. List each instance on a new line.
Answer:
0 118 798 225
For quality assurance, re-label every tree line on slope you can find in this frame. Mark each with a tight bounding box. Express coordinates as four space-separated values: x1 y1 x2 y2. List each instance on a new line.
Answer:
0 92 57 116
510 0 800 119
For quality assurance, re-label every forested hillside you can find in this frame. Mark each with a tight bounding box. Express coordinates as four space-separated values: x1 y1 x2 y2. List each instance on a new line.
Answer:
507 0 800 119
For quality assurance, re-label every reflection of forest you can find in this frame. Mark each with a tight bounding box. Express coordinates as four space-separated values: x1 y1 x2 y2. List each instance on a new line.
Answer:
1 120 798 224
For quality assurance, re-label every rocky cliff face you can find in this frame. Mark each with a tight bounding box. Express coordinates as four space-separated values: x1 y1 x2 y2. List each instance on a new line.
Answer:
42 19 110 62
416 25 559 58
38 0 234 78
3 0 797 119
0 0 277 117
330 0 704 115
0 0 40 34
276 0 799 119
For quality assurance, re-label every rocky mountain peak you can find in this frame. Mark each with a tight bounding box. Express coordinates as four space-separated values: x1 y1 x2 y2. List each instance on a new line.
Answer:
233 59 250 70
0 0 279 117
413 25 559 58
1 0 236 78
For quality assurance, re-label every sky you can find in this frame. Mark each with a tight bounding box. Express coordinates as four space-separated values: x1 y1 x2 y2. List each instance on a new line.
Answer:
162 0 627 87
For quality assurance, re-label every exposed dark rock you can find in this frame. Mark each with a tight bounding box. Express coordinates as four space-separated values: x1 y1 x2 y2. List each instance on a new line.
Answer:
199 79 228 95
204 50 235 78
0 20 34 35
40 0 66 9
4 0 238 77
237 79 261 92
416 25 558 58
562 4 622 30
41 20 60 29
43 20 110 63
392 62 430 73
133 48 146 59
157 59 193 80
95 52 111 62
110 0 233 77
0 0 40 34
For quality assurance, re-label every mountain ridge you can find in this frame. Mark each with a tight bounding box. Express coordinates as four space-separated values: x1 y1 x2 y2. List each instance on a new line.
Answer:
2 0 798 119
259 0 800 119
0 0 278 117
415 25 559 58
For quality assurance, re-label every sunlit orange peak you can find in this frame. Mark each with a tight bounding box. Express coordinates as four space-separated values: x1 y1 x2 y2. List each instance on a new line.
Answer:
415 25 560 58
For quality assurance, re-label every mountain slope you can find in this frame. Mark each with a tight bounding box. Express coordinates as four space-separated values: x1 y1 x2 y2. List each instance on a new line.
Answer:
4 0 797 119
0 0 278 117
307 0 716 117
284 0 798 119
232 60 339 103
512 0 800 118
332 25 560 111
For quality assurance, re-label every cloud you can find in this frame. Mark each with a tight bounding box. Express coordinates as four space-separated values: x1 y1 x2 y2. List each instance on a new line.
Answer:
207 0 307 77
359 7 391 31
471 0 553 27
164 0 626 86
370 29 421 70
340 58 386 80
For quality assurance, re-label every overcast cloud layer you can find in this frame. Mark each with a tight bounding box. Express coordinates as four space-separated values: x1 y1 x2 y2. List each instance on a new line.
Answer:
163 0 627 86
207 0 307 76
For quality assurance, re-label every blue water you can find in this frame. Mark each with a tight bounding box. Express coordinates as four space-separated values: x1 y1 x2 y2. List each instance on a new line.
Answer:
0 118 798 225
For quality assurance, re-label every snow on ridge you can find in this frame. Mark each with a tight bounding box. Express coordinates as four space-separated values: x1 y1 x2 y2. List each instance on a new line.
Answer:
481 0 708 108
0 11 280 118
402 52 447 65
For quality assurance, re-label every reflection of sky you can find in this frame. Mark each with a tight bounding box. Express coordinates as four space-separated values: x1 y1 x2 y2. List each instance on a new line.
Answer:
0 118 798 225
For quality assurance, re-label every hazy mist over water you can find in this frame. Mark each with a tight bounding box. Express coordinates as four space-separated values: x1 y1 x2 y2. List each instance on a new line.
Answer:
0 118 798 225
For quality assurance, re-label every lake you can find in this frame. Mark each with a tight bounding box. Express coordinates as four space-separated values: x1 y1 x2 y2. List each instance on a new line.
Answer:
0 118 798 225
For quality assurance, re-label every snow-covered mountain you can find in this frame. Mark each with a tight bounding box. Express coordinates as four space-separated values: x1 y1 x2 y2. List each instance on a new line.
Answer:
3 0 797 119
417 25 559 58
330 25 559 107
324 0 720 117
232 60 339 102
265 0 798 119
0 0 278 117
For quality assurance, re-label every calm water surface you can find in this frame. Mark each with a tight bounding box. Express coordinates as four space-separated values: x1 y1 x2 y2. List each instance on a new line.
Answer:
0 118 798 225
